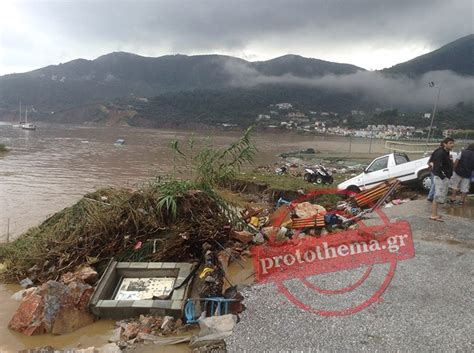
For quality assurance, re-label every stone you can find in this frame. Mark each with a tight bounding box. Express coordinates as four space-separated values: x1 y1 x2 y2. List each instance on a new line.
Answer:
253 232 265 244
9 280 95 336
109 327 122 343
51 307 95 335
122 321 140 340
294 202 326 218
160 315 175 333
8 289 48 335
217 250 231 272
11 289 27 301
19 277 34 288
97 343 122 353
61 264 98 285
232 230 253 244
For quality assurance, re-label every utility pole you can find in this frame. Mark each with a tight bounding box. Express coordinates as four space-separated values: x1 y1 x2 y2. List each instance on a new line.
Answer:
425 82 441 151
369 129 373 154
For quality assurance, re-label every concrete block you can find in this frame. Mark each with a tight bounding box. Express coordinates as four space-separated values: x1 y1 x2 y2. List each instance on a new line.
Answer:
116 300 134 307
116 262 131 269
132 300 153 308
171 300 182 311
175 263 194 273
129 262 148 269
152 300 172 309
172 288 186 301
100 300 118 308
161 262 176 269
147 262 163 269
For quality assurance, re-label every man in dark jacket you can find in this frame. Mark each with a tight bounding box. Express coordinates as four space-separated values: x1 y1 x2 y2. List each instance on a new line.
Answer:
430 137 455 221
449 143 474 205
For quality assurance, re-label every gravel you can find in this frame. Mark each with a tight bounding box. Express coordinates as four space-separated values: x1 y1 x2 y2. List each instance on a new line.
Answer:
225 200 474 352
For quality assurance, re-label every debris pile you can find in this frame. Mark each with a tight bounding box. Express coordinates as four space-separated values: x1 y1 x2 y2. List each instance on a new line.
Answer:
240 179 402 241
0 185 240 283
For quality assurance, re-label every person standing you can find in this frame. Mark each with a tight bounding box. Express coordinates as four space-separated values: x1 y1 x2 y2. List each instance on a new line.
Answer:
449 143 474 205
430 137 455 221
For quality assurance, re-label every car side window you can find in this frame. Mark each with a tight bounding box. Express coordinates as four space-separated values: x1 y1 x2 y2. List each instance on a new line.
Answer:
366 156 389 173
394 154 409 165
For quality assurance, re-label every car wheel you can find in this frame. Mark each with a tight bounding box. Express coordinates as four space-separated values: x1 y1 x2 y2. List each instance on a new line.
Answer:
419 171 432 192
346 185 361 193
315 177 323 184
304 173 313 182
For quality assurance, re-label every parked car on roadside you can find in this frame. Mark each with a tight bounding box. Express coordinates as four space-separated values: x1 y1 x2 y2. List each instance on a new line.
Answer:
337 152 432 192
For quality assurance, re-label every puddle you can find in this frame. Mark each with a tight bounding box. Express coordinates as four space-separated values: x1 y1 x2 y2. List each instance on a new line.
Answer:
444 197 474 219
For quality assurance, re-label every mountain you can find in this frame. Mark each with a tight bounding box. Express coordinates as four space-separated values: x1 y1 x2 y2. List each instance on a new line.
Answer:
252 54 362 77
0 35 472 125
383 34 474 76
0 52 363 113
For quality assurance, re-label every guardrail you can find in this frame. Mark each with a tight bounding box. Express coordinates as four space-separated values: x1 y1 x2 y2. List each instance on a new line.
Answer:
384 140 439 154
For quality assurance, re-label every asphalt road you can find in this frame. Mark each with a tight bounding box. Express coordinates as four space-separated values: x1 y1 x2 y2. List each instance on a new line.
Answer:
226 200 474 352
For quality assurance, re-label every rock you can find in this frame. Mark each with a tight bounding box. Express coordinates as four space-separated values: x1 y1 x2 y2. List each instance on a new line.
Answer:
160 315 175 333
232 230 253 244
8 289 48 335
9 280 95 336
294 202 326 218
252 232 265 244
109 327 122 343
19 277 34 288
217 250 231 272
122 321 140 340
11 289 27 301
52 307 95 335
61 264 98 285
97 343 122 353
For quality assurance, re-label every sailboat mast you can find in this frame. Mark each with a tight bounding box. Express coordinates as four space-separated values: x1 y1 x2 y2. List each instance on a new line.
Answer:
19 101 22 123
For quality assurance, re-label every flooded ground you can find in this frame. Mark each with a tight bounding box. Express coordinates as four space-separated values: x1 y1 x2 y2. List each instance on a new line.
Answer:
0 258 254 353
0 121 471 352
0 122 387 240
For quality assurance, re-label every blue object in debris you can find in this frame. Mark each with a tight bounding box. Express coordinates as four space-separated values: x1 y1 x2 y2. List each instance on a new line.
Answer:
184 297 237 323
276 197 290 208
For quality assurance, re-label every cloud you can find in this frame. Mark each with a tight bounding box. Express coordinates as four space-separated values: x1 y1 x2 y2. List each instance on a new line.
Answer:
0 0 471 74
223 59 474 109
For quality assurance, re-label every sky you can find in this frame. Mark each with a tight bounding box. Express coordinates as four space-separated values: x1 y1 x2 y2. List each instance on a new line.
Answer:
0 0 472 75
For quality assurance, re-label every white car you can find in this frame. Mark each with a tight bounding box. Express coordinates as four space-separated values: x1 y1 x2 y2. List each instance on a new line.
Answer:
337 153 432 192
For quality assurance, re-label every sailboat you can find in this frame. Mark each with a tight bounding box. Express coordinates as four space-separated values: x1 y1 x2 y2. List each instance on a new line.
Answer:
21 108 36 130
12 102 25 128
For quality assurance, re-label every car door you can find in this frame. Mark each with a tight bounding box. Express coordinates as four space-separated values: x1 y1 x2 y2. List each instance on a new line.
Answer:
360 155 390 189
